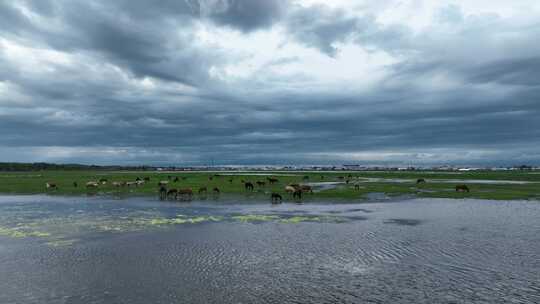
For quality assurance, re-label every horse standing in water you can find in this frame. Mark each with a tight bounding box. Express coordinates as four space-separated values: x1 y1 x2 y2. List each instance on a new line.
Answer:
159 186 167 200
293 189 302 201
167 189 178 200
177 188 193 201
271 193 282 204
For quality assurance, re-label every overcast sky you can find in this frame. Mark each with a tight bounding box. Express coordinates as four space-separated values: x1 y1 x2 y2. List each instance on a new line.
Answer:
0 0 539 166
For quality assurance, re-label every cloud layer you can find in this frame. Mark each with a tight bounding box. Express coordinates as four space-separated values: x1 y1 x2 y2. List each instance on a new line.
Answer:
0 0 539 166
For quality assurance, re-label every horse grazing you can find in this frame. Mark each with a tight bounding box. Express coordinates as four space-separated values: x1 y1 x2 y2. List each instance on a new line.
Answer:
173 177 179 182
285 185 297 194
212 187 220 195
177 188 193 201
144 177 150 182
112 182 122 187
455 185 470 193
354 184 361 190
99 178 108 185
244 182 254 191
416 178 426 184
256 181 266 187
73 182 78 188
303 176 310 180
86 181 99 188
267 177 279 184
300 185 313 193
229 178 234 183
46 182 58 190
271 193 282 204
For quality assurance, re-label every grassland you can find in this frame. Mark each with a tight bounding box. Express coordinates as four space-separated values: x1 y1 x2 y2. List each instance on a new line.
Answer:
0 170 539 201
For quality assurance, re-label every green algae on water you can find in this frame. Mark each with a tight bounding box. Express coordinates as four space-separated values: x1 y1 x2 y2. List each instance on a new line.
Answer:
0 226 51 239
232 214 280 223
279 216 321 223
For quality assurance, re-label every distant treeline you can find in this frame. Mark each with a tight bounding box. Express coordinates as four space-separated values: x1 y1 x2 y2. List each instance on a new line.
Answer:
0 162 152 172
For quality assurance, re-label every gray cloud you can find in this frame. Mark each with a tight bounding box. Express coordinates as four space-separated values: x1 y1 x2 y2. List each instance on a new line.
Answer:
204 0 288 32
0 1 539 166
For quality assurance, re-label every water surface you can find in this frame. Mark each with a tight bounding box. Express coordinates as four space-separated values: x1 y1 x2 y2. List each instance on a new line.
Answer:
0 195 539 304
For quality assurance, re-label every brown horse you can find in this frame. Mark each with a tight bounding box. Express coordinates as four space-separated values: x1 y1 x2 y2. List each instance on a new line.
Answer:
256 181 266 187
177 188 193 201
271 193 282 204
267 177 279 184
455 185 470 192
300 185 313 193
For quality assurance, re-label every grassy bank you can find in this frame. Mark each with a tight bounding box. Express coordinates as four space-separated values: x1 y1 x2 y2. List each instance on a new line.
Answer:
0 170 539 201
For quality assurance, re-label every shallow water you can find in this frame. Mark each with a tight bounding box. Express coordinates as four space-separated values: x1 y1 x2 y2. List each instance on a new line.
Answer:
0 195 539 304
357 177 538 184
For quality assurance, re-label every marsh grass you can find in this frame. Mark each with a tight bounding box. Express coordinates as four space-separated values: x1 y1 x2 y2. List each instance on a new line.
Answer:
0 170 538 200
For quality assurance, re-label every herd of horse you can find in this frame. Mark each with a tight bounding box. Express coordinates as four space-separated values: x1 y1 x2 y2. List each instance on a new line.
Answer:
44 175 472 201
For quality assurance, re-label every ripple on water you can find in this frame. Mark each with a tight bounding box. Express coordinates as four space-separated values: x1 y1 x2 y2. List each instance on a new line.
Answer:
0 196 539 304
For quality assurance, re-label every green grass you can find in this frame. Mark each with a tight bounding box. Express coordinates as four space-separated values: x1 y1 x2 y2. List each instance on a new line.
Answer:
0 170 539 201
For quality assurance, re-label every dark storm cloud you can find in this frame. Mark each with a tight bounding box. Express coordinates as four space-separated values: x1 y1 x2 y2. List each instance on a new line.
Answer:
205 0 288 32
0 1 539 165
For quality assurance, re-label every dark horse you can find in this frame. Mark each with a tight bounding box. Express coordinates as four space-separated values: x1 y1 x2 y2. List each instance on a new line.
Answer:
167 189 178 200
212 187 220 195
159 186 167 200
455 185 470 192
271 193 282 204
293 189 302 200
416 178 426 184
256 181 266 187
244 182 254 191
198 187 208 194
